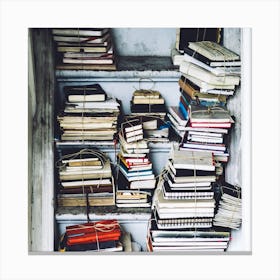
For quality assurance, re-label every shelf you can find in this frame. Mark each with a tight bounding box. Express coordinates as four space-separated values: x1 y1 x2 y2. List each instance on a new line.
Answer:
55 56 181 82
56 206 151 222
55 139 177 152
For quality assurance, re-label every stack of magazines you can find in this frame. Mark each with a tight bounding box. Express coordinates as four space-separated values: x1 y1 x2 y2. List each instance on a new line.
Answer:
52 28 117 70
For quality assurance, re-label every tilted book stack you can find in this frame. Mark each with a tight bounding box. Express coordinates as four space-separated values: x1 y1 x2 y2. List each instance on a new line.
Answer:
52 28 117 70
124 115 170 143
56 148 115 207
59 219 123 252
57 84 120 142
147 148 231 252
213 183 242 230
116 118 156 207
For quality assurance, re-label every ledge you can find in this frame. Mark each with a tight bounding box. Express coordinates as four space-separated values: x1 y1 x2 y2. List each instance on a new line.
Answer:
55 56 181 81
56 206 151 222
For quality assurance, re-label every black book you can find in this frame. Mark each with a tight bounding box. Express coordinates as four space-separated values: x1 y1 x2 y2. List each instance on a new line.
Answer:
66 239 118 251
184 46 241 67
168 159 215 177
131 102 167 113
63 84 107 102
177 28 222 53
162 180 214 199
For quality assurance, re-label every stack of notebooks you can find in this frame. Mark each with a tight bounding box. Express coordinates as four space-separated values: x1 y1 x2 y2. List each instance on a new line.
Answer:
213 183 242 230
167 105 189 140
59 219 123 252
130 89 167 120
52 28 117 70
147 220 231 252
56 149 115 207
57 84 120 142
147 149 232 252
124 115 170 143
180 104 234 165
172 28 222 67
179 41 241 104
116 119 156 207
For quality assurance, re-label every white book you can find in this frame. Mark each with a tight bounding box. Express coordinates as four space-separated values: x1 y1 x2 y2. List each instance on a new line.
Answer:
180 61 240 86
183 52 227 76
188 41 240 61
52 28 109 37
171 149 215 171
182 74 235 90
66 97 120 109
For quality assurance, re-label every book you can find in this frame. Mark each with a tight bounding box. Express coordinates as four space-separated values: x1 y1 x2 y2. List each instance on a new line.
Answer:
213 183 242 229
162 180 214 199
184 46 241 67
171 48 184 66
176 28 222 53
52 28 109 37
63 57 114 65
53 32 110 43
122 119 143 133
133 89 161 99
169 106 189 127
188 41 240 61
180 61 240 86
189 104 234 124
153 210 213 229
183 52 232 76
170 149 215 171
57 44 112 53
64 83 107 101
132 97 165 105
56 63 117 71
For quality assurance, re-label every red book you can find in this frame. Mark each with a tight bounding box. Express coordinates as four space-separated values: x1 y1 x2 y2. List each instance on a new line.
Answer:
66 220 121 245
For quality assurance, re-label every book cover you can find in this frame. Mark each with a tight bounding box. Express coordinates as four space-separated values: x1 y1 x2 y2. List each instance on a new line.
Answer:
188 41 240 61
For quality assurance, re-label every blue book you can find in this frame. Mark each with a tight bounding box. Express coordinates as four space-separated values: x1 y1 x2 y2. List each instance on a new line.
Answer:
179 101 189 120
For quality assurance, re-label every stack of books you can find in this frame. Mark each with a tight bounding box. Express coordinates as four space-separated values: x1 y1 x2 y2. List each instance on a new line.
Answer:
59 219 123 252
147 220 231 252
124 115 170 143
130 89 167 120
180 104 234 164
167 105 189 140
116 119 156 207
213 183 242 230
57 84 120 142
56 149 115 207
146 149 232 252
179 41 241 102
52 28 117 70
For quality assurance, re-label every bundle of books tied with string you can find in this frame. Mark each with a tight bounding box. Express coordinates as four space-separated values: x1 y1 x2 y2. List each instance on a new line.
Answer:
213 182 242 230
52 28 117 70
179 104 234 170
130 89 168 120
116 118 156 208
56 148 115 207
57 83 120 142
147 147 232 252
59 219 124 252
